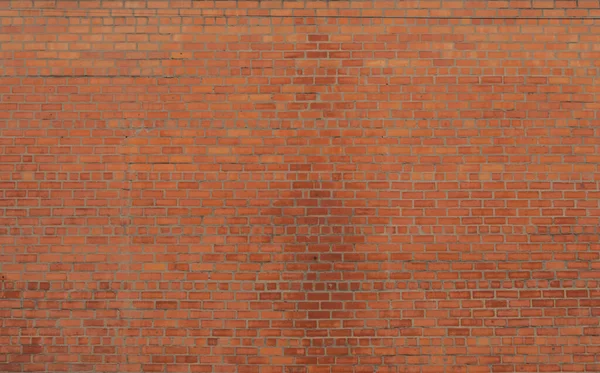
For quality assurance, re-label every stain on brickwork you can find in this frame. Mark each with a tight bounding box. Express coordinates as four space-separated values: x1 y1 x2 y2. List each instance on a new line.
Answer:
1 1 600 373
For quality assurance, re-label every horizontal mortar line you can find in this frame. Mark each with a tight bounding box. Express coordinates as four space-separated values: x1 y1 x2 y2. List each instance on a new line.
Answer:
4 9 600 20
3 76 600 81
2 73 597 76
0 75 186 78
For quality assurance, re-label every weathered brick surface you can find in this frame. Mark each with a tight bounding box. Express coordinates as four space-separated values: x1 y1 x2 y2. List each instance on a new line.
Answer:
1 1 600 372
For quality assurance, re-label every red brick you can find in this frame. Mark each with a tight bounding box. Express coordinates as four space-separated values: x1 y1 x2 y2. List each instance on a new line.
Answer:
0 1 599 372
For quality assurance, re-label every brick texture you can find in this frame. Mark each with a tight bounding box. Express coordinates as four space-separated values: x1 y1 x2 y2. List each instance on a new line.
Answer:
1 1 600 372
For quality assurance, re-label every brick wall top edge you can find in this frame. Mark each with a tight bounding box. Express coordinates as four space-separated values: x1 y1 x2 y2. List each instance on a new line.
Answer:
9 0 600 12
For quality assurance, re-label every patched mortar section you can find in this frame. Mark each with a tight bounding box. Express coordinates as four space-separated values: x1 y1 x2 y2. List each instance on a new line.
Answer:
276 139 413 365
274 46 405 362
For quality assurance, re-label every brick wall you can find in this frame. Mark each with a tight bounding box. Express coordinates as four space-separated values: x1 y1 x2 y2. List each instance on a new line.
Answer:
1 1 600 372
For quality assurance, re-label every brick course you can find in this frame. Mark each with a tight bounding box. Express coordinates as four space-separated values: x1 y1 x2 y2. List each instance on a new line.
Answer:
1 1 600 372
